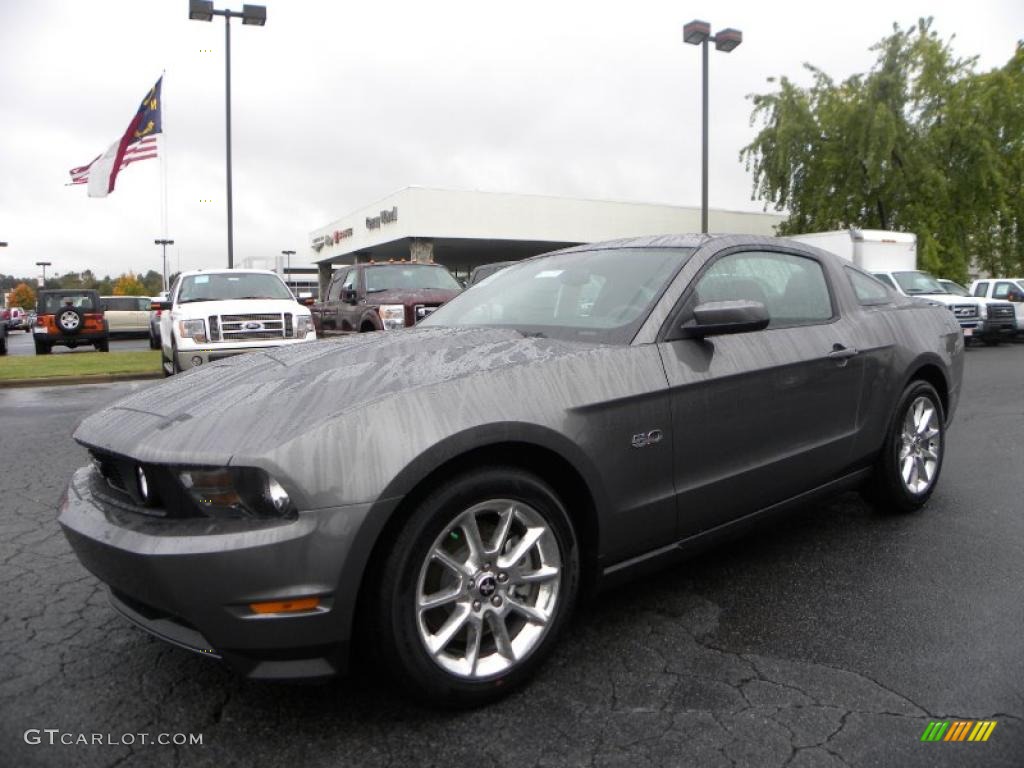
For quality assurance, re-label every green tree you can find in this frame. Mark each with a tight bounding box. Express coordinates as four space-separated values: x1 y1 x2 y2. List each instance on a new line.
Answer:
112 273 147 296
8 282 36 309
141 270 163 295
742 19 1024 280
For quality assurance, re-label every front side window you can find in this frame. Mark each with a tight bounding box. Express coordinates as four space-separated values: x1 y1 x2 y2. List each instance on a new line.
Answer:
993 281 1015 299
691 250 833 328
421 247 693 344
972 281 989 297
327 270 349 302
177 273 292 304
846 267 892 304
364 265 460 293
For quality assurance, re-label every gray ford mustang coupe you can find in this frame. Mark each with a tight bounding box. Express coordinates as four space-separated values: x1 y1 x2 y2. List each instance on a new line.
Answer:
60 234 963 706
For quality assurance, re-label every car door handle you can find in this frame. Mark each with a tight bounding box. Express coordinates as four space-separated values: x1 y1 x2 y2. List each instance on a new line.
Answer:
828 344 859 361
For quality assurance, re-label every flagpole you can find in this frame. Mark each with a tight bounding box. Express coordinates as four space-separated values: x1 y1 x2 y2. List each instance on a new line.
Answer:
160 69 169 291
225 15 234 269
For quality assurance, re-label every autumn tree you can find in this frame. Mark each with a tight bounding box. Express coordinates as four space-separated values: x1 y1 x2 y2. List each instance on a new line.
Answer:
8 282 36 309
112 273 147 296
742 18 1024 280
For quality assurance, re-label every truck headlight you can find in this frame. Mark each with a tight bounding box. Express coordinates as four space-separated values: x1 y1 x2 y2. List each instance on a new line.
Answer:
295 314 314 337
178 467 294 518
979 303 988 319
378 304 406 330
178 319 207 343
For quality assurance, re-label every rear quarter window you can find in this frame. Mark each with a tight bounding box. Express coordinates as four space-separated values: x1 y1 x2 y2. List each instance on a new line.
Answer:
845 268 893 305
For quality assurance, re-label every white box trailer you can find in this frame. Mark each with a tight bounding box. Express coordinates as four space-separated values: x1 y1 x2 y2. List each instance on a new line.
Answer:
787 229 916 272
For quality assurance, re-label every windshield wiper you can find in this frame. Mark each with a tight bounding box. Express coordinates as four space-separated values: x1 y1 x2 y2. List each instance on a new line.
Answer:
237 296 278 300
366 288 389 294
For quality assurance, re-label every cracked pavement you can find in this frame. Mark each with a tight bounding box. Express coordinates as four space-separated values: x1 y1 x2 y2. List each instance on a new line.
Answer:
1 347 1022 767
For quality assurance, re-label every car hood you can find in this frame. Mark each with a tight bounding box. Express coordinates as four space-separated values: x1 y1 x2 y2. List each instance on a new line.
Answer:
74 326 595 464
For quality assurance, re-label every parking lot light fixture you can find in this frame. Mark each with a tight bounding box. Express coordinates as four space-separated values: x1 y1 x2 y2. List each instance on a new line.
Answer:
281 249 296 293
155 239 175 292
188 1 267 269
36 261 52 286
683 19 743 234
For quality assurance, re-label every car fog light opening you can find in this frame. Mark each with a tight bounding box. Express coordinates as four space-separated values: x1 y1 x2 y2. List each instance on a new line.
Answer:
191 356 204 366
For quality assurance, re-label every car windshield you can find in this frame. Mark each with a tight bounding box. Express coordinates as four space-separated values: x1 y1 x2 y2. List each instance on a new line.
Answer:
893 271 946 295
939 280 969 296
364 265 461 292
177 273 292 303
41 293 97 313
420 247 694 344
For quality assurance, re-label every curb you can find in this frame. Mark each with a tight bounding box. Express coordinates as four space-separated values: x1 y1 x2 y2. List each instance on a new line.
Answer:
0 371 164 389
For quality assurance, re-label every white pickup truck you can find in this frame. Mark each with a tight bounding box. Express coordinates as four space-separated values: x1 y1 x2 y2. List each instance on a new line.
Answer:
157 269 316 375
969 278 1024 336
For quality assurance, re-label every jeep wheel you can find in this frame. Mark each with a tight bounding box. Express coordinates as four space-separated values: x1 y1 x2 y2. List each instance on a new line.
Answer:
34 339 51 355
95 338 110 352
374 467 579 707
864 380 945 514
57 307 84 334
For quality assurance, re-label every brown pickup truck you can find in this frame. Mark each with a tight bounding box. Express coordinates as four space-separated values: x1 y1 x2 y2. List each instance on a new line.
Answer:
312 262 462 333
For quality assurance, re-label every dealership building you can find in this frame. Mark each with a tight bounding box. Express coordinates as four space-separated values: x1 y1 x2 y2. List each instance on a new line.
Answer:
309 187 785 295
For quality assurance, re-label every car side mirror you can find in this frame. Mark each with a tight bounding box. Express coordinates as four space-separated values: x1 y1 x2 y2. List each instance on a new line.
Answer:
152 300 171 311
673 300 770 340
342 288 358 304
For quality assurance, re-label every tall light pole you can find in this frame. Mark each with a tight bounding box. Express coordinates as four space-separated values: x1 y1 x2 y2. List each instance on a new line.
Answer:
36 261 51 287
683 20 742 234
155 239 175 292
281 249 295 293
189 0 266 269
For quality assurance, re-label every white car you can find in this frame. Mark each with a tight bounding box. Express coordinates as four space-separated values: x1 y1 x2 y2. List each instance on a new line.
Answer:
969 278 1024 334
872 269 1016 345
158 269 316 375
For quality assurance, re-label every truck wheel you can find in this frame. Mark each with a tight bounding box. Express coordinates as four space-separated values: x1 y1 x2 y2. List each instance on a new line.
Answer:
372 467 579 707
863 381 945 514
982 337 1000 347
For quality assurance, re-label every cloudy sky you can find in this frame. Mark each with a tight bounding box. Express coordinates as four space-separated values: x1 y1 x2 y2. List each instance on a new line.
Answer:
1 0 1021 281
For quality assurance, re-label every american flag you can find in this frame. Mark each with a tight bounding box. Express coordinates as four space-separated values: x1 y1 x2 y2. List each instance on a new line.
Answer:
69 77 163 198
68 136 159 186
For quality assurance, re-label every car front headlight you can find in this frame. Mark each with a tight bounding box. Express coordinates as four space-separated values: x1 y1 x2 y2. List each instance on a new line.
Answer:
295 314 314 337
378 304 406 330
178 467 293 518
178 319 207 343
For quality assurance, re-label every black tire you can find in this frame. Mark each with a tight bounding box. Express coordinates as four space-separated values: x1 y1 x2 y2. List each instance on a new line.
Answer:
170 340 182 374
864 380 945 514
95 338 109 352
34 339 51 355
982 337 1000 347
0 336 6 356
56 307 84 334
373 467 579 707
149 332 160 350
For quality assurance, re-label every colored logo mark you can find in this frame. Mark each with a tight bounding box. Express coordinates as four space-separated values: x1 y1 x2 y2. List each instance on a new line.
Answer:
921 720 997 742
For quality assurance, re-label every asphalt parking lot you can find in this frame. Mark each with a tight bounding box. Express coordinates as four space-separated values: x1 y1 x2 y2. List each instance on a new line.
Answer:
0 345 1021 768
3 330 152 355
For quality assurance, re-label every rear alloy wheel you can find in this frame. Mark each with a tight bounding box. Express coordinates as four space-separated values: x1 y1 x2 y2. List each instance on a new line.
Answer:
375 468 578 706
865 380 945 513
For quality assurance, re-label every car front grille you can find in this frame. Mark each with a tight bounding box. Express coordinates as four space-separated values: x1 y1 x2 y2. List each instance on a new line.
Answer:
212 312 291 341
988 304 1015 320
951 304 979 319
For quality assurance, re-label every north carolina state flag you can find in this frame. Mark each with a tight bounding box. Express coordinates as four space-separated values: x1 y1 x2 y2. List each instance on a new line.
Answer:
68 77 163 198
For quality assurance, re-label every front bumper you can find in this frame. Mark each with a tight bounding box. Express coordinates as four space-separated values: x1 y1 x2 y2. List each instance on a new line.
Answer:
974 318 1016 340
175 334 315 370
59 464 374 680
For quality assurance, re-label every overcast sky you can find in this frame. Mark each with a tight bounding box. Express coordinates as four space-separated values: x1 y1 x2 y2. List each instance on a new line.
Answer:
1 0 1021 281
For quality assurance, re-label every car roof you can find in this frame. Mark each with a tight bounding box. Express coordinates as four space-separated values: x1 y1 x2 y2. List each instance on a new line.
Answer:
178 268 279 277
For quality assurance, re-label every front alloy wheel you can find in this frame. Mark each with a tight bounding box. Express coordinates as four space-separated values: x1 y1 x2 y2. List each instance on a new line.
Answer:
416 499 562 680
373 467 578 706
898 395 941 495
